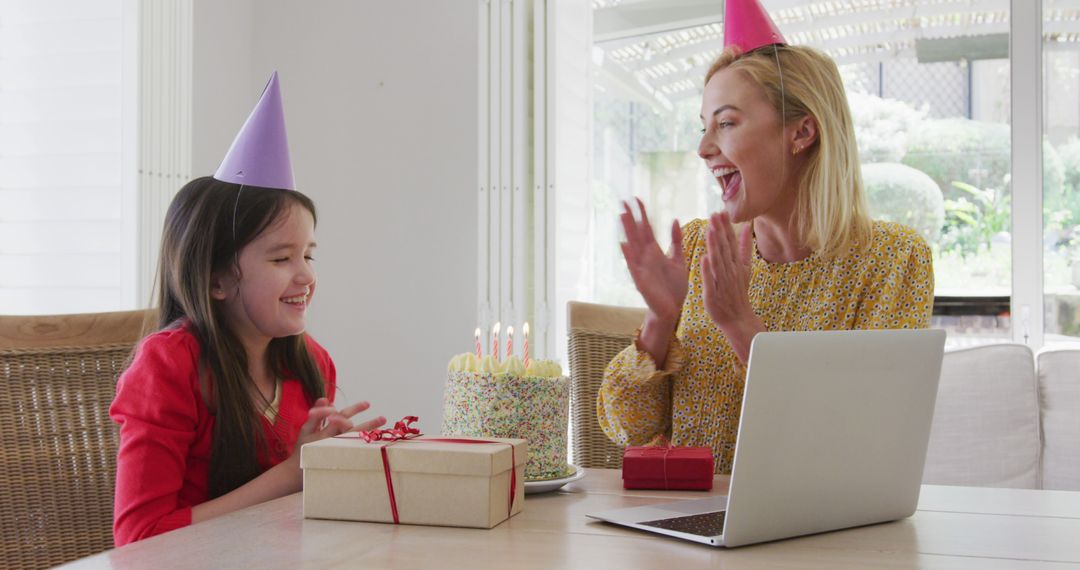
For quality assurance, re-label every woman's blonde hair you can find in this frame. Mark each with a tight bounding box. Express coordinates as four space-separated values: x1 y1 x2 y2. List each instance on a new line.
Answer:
705 45 872 258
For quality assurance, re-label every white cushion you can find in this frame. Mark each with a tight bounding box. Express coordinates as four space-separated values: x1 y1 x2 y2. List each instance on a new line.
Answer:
1036 349 1080 491
923 344 1040 489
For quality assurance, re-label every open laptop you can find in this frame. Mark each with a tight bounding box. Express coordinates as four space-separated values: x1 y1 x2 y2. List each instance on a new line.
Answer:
587 328 946 547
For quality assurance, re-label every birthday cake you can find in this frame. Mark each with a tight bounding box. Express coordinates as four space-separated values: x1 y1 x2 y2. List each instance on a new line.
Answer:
442 353 571 481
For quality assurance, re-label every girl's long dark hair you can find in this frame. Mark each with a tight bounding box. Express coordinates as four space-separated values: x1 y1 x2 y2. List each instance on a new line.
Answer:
156 176 326 497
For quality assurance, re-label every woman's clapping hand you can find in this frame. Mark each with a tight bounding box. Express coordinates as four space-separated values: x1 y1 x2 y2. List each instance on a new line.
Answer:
701 211 764 363
619 198 688 323
701 211 754 327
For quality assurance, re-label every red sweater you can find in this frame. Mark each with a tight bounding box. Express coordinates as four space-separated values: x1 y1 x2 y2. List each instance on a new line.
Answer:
110 323 336 546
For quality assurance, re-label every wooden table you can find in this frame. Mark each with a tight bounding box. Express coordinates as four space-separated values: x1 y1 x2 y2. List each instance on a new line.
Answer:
64 469 1080 569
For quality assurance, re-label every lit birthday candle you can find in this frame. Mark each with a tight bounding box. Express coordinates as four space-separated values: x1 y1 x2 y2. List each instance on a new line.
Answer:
506 326 514 360
474 327 482 359
523 322 530 368
492 322 501 362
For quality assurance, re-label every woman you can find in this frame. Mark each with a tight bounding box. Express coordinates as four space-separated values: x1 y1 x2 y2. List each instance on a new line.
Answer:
597 0 934 474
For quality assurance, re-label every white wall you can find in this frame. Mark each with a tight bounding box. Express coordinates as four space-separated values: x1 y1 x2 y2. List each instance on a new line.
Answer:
191 1 479 429
191 0 253 175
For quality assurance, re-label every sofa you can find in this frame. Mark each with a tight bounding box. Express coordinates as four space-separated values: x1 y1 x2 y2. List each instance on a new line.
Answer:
923 344 1080 490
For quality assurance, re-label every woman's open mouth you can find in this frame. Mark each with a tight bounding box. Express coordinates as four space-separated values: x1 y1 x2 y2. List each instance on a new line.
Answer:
712 166 742 201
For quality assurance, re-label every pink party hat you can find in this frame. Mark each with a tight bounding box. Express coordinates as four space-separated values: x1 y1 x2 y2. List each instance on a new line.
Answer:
724 0 786 52
214 71 295 190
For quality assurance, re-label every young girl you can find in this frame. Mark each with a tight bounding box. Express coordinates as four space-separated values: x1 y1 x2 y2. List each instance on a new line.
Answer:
110 73 384 545
110 177 383 545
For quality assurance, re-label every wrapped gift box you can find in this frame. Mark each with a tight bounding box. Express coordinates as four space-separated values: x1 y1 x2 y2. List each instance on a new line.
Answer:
302 435 526 528
622 445 714 490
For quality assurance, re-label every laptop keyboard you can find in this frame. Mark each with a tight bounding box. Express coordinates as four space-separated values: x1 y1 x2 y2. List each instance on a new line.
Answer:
639 511 727 537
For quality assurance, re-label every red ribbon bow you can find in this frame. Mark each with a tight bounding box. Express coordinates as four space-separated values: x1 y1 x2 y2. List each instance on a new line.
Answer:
355 415 421 442
334 416 517 525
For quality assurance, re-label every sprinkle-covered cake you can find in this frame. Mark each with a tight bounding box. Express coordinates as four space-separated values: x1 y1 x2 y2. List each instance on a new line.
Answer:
442 354 571 481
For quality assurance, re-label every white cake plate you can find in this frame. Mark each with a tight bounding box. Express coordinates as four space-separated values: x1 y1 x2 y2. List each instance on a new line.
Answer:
524 465 585 494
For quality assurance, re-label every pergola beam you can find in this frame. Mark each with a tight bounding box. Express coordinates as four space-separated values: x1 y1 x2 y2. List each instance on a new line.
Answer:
602 1 1009 77
594 0 720 43
629 22 1007 92
597 0 1077 108
596 59 675 112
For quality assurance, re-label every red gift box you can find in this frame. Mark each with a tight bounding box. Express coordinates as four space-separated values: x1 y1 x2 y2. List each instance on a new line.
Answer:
622 445 714 490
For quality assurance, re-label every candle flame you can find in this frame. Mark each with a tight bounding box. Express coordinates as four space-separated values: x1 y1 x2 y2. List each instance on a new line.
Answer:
523 322 529 336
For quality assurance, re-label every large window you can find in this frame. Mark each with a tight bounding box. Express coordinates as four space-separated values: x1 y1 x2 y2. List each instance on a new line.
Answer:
0 0 137 315
1044 1 1080 346
570 0 1051 348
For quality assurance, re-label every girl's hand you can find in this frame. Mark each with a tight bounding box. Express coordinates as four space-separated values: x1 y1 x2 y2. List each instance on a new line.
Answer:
701 212 765 363
193 399 387 517
287 398 386 466
619 198 688 323
327 400 388 435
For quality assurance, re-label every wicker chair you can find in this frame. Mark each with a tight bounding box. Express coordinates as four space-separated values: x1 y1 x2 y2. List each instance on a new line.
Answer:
566 301 647 469
0 310 149 569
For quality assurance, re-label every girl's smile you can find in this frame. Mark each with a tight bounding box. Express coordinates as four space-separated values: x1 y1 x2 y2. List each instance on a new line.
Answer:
281 289 311 310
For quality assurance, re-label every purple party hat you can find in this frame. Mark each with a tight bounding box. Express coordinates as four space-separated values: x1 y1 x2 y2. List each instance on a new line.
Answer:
213 71 295 190
724 0 786 53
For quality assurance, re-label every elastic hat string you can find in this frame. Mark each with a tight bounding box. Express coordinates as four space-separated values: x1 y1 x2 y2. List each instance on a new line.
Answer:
773 45 788 171
230 184 246 289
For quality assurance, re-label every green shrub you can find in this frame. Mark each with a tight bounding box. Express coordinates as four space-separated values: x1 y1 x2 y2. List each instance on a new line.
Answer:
940 181 1010 258
901 118 1063 203
1050 137 1080 229
862 162 945 241
849 92 927 163
902 119 1008 199
1058 137 1080 194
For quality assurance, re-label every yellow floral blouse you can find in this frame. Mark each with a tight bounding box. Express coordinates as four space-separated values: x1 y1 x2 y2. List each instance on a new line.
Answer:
597 219 934 473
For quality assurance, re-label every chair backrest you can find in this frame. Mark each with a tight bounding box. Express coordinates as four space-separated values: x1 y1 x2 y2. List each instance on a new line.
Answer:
1036 348 1080 491
0 310 149 569
923 343 1041 489
566 301 646 469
